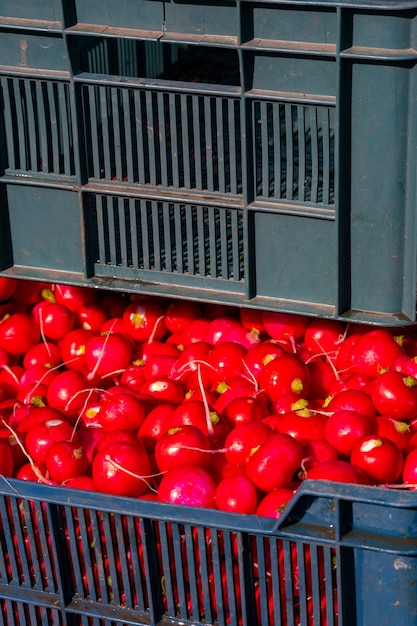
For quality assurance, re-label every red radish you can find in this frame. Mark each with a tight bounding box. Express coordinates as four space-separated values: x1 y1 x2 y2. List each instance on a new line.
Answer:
303 318 345 355
60 328 95 371
85 333 132 379
371 370 417 420
122 300 166 342
143 354 177 379
277 409 327 443
170 341 213 389
347 329 404 378
239 308 265 334
0 438 14 476
221 395 269 427
11 281 50 306
45 440 89 483
324 410 371 457
77 427 105 463
306 357 338 400
32 301 75 341
207 342 248 386
136 339 181 363
19 364 58 390
94 429 144 454
350 435 403 484
100 317 129 337
15 406 66 434
258 354 311 401
0 277 18 302
140 377 184 405
22 342 62 370
246 432 303 492
391 354 417 378
76 303 108 332
170 400 227 441
25 418 76 463
306 459 369 484
206 317 245 346
158 463 217 508
256 487 295 518
155 425 211 472
92 440 152 497
370 415 412 453
300 440 339 471
15 461 49 482
98 392 146 432
0 313 41 356
46 370 97 417
119 365 147 391
402 447 417 485
53 283 98 311
215 475 258 514
164 300 202 334
137 404 176 453
213 382 262 416
262 311 310 350
181 318 212 345
225 421 272 466
243 341 286 382
0 364 24 398
63 476 97 490
17 382 49 407
325 389 376 419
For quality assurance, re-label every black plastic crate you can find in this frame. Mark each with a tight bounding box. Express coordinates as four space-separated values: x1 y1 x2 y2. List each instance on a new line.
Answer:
1 0 417 324
0 477 417 625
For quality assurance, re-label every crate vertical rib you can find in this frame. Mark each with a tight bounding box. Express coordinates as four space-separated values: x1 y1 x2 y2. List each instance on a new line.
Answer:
217 98 226 193
35 82 49 174
297 105 306 203
123 89 134 182
139 199 151 270
285 103 294 202
229 98 239 194
111 88 123 181
1 79 14 171
204 97 214 191
133 90 146 184
273 101 283 200
321 106 332 206
157 91 168 187
101 512 122 605
117 196 129 268
22 81 37 172
259 101 269 198
185 204 195 275
210 530 226 626
182 95 192 189
309 106 319 203
192 95 203 190
169 92 180 188
100 86 112 180
145 91 157 185
173 204 183 274
12 80 27 171
151 201 161 271
196 526 213 625
163 202 173 273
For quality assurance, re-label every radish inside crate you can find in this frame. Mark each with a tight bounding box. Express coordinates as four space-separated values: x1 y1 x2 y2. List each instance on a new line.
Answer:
1 277 417 623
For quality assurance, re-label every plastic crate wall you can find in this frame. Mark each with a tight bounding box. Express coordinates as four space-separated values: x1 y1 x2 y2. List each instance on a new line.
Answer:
0 477 417 625
1 0 417 324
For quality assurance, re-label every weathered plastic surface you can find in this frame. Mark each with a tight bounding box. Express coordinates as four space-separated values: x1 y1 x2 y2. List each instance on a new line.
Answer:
1 0 417 324
0 477 416 625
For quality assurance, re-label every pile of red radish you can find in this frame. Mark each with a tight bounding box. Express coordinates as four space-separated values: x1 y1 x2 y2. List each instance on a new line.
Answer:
1 275 417 519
